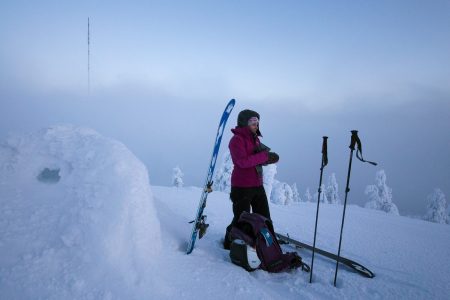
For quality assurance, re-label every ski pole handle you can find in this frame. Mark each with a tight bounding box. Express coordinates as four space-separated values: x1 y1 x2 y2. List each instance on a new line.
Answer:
350 130 358 150
321 136 328 167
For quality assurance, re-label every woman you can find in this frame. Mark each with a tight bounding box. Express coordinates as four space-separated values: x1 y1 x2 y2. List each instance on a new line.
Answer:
224 109 279 249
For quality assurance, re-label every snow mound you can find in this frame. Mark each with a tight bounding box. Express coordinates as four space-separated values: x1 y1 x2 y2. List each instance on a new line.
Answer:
0 125 161 299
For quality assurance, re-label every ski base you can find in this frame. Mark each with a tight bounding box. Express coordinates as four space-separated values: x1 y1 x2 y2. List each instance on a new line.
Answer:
275 232 374 278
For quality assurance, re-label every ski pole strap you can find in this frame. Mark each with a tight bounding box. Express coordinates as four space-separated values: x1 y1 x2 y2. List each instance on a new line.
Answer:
350 130 377 166
321 136 328 167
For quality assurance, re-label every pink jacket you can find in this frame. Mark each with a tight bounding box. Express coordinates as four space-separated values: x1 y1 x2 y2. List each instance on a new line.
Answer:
229 126 269 187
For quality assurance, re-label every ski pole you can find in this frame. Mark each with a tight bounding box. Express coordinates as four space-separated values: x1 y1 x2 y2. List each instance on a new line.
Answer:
310 136 328 283
333 130 377 287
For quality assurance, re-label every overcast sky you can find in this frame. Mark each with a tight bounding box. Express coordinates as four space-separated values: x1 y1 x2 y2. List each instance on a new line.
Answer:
1 0 449 215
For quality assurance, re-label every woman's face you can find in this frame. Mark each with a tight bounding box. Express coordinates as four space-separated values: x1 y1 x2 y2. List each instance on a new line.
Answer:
249 124 258 134
247 117 259 134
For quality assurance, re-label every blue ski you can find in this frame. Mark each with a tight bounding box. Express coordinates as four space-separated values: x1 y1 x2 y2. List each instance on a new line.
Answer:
186 99 236 254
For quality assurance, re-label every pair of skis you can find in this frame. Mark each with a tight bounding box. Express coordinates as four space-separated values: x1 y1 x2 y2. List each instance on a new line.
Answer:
186 99 236 255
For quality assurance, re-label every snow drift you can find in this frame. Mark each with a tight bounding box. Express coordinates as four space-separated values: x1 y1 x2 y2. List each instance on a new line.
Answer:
0 125 161 299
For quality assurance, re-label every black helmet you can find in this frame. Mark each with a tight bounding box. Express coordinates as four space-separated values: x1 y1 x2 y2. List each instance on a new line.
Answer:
237 109 262 136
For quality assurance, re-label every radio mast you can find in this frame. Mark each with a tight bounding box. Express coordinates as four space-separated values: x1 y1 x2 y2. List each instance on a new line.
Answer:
88 17 90 94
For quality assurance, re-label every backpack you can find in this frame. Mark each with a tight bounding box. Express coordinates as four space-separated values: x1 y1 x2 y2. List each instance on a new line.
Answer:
229 212 310 273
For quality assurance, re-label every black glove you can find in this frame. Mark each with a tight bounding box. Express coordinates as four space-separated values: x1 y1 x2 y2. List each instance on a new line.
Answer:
266 152 279 164
254 142 271 153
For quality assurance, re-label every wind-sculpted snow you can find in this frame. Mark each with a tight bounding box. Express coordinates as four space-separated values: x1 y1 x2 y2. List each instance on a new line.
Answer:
0 125 161 299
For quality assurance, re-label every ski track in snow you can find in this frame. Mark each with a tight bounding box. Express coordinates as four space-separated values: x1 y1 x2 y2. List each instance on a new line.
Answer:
152 186 450 300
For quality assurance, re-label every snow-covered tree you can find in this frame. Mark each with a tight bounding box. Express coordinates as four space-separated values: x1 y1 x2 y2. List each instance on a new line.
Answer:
214 151 234 193
263 164 277 199
326 173 340 204
364 170 399 215
172 166 184 188
423 188 449 224
271 180 294 205
304 188 313 202
262 164 297 205
291 183 302 202
313 184 328 203
448 206 450 223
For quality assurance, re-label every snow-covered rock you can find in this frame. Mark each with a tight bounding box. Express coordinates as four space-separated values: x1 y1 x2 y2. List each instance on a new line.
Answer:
0 125 161 299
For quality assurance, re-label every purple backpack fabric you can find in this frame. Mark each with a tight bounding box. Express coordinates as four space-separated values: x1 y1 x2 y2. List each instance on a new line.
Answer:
230 212 306 273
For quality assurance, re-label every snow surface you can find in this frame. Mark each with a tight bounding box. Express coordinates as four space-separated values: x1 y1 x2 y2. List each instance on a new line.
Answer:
0 126 162 299
152 186 450 299
1 126 449 299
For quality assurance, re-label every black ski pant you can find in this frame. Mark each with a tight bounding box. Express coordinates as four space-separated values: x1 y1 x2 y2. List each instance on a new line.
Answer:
225 186 271 240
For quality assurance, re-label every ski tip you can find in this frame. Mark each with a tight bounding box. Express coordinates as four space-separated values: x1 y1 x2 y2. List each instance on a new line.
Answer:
225 99 236 113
